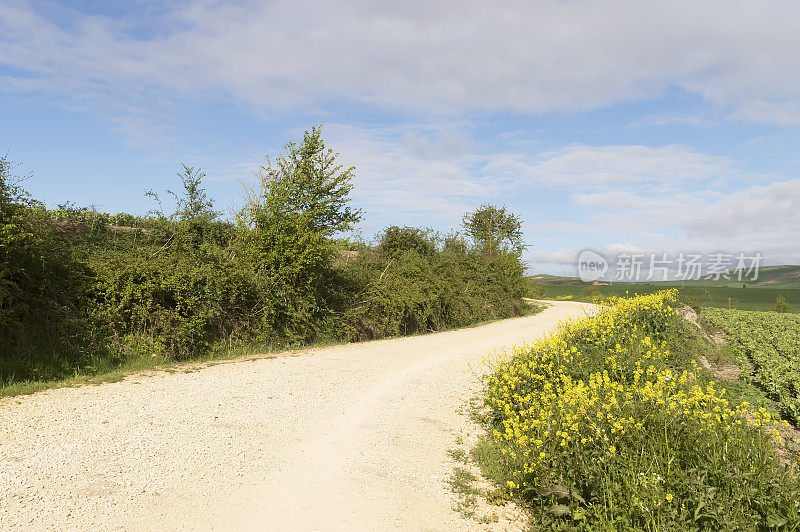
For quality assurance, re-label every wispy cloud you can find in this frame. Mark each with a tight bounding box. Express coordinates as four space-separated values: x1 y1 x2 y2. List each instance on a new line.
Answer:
518 144 735 189
4 0 800 129
631 114 716 129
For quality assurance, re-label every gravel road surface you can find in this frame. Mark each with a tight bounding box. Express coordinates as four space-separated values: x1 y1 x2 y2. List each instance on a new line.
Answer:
0 301 593 531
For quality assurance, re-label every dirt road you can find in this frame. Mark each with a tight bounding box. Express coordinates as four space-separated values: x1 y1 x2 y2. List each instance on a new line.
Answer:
0 301 593 531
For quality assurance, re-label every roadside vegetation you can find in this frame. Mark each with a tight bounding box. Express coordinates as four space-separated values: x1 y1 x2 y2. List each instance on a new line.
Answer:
0 128 529 395
477 290 800 530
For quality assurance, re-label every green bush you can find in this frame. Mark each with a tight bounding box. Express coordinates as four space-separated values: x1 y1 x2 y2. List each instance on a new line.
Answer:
379 226 437 258
1 157 102 383
93 249 261 360
341 245 527 341
776 296 792 313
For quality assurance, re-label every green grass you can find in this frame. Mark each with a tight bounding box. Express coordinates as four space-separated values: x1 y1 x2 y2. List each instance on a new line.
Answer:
1 303 545 399
0 340 315 399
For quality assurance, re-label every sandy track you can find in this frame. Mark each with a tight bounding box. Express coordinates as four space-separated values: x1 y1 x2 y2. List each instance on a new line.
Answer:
0 301 593 531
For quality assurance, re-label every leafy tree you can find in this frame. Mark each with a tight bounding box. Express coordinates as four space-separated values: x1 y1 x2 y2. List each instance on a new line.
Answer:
146 165 223 249
462 204 524 257
241 126 361 236
167 165 219 223
379 226 436 258
775 295 791 313
237 126 362 339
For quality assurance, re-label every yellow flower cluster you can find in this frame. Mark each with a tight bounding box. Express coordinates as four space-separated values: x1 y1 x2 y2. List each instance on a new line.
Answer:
486 290 784 494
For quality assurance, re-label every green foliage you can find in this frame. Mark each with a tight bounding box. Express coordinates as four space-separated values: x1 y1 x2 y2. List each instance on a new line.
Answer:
1 157 100 383
379 226 436 258
1 128 530 392
341 246 528 340
167 165 219 222
241 126 362 237
583 285 603 303
775 295 792 313
442 231 469 254
93 249 260 360
703 307 800 424
163 165 224 249
235 126 363 340
462 204 524 257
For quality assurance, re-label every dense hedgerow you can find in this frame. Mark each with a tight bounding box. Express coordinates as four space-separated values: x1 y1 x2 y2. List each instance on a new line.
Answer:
0 158 105 382
340 241 527 340
484 291 800 530
1 135 530 387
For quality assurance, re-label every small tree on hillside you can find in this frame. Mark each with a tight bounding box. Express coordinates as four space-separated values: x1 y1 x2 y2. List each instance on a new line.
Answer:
168 165 219 223
237 126 362 338
146 165 221 249
462 204 524 257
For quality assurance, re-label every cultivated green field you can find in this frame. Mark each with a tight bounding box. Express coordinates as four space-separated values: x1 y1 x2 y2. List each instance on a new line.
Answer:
703 308 800 424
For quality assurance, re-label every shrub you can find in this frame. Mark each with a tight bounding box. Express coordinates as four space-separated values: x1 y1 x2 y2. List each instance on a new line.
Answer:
340 245 528 341
775 296 792 313
235 126 362 341
93 249 261 360
379 226 436 258
1 128 533 390
1 157 101 383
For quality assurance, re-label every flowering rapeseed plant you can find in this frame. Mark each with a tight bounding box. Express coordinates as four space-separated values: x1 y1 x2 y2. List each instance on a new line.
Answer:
484 291 800 529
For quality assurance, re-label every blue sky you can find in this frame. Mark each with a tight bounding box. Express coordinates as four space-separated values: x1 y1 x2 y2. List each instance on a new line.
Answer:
2 0 800 276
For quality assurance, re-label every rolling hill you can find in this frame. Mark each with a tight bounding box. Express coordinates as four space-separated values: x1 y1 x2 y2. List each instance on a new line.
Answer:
531 265 800 289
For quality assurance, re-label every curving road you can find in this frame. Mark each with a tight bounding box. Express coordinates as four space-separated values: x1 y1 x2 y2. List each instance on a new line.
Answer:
0 301 594 531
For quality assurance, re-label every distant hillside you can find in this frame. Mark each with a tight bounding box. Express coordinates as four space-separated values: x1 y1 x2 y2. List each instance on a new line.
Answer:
701 265 800 289
530 265 800 289
529 274 585 285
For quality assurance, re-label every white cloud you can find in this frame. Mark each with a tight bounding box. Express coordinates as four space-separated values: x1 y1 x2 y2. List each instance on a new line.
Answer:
631 114 715 129
321 124 504 229
533 178 800 273
523 144 734 188
4 0 800 125
305 129 743 233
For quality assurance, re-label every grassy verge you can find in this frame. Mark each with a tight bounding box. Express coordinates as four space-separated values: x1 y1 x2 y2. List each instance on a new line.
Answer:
0 341 303 398
474 290 800 530
1 302 544 399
